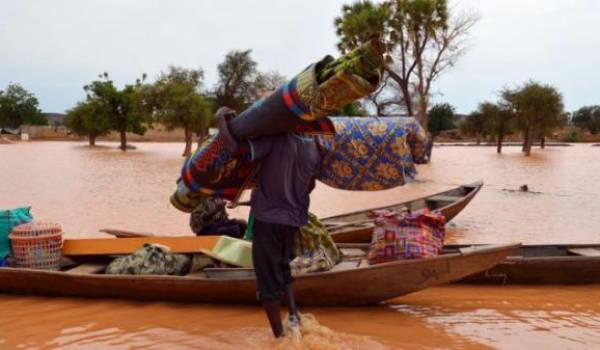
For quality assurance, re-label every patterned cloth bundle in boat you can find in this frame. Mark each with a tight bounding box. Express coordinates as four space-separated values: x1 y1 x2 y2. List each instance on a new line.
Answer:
106 243 191 276
290 213 341 275
367 209 445 265
317 117 429 191
291 246 336 276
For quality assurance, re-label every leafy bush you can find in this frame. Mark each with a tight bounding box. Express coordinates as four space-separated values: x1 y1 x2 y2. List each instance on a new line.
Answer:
562 129 581 142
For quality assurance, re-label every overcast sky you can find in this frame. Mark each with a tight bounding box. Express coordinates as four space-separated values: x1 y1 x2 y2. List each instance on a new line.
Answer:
1 0 598 114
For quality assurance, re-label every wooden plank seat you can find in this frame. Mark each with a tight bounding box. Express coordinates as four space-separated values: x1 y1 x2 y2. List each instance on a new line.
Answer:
426 195 463 202
65 263 107 274
568 248 600 257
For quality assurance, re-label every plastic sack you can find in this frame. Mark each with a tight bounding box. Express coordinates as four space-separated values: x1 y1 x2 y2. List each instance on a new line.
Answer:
0 207 33 260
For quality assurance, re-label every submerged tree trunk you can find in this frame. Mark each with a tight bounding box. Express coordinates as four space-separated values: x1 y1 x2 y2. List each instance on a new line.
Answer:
426 134 434 161
497 133 504 154
522 127 530 153
89 134 96 147
119 130 127 151
524 128 534 156
183 126 193 157
418 101 428 132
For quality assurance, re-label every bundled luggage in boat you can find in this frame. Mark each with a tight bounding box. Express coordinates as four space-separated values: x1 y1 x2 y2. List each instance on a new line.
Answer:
367 209 445 265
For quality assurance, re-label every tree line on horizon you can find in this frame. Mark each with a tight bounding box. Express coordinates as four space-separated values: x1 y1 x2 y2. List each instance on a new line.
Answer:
427 80 600 156
64 50 286 156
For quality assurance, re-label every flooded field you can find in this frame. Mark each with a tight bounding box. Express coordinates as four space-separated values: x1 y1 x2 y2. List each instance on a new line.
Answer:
1 141 599 349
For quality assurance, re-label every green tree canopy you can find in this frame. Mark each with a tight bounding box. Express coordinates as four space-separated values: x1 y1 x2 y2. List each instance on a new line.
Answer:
64 100 111 146
427 102 456 137
478 101 515 154
334 1 392 54
334 0 478 127
255 71 287 94
0 83 46 128
143 66 213 157
501 81 564 155
214 50 263 111
84 73 149 150
572 105 600 135
460 110 486 145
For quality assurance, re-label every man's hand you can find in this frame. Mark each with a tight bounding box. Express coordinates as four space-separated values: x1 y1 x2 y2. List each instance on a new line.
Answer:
215 106 237 121
216 106 240 154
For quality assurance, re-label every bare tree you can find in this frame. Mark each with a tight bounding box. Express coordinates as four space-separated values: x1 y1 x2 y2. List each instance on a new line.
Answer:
413 10 479 127
335 0 479 128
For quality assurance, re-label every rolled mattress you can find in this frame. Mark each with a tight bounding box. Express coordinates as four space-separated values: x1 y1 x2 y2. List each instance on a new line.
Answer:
171 117 429 212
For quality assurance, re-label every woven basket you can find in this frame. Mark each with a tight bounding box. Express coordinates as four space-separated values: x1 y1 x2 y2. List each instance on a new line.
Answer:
9 222 63 270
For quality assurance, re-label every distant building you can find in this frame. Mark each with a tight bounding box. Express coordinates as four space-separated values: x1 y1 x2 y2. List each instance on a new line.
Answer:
43 113 67 126
0 127 20 135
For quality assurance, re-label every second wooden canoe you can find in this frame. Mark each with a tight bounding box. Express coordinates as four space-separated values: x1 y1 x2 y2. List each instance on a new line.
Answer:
325 181 483 243
447 244 600 284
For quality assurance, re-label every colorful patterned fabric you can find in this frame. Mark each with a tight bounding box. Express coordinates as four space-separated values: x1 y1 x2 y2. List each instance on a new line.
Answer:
290 246 336 276
294 213 341 264
291 213 341 275
317 117 429 191
172 119 335 208
106 243 191 276
228 72 339 140
281 39 383 122
227 40 382 141
171 116 429 211
171 42 384 209
367 209 446 265
172 134 258 207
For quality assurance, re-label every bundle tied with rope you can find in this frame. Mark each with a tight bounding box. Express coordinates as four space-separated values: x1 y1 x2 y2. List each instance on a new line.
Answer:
171 39 385 212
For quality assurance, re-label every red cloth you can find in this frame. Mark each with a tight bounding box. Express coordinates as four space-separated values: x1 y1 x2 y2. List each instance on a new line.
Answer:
367 209 445 265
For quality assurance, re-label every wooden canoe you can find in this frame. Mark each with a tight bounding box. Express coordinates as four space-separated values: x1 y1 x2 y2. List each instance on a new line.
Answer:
446 244 600 285
0 243 517 306
325 181 483 243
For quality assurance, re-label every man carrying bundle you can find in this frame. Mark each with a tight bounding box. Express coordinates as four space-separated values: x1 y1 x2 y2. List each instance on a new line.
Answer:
217 107 320 338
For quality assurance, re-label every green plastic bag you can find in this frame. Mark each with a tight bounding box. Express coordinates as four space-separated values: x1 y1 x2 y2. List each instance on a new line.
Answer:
243 213 254 241
0 207 33 259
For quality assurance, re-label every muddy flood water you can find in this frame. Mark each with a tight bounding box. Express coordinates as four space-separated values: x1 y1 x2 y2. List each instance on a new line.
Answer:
1 141 599 349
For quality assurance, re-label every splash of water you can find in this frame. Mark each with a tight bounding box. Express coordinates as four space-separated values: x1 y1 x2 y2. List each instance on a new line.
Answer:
272 313 390 350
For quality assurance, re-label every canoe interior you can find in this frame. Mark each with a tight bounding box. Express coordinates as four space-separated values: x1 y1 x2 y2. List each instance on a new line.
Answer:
56 243 600 278
22 245 379 280
0 243 519 306
326 181 483 243
444 244 600 258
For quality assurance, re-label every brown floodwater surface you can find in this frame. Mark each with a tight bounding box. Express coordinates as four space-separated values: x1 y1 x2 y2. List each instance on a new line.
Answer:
1 141 599 349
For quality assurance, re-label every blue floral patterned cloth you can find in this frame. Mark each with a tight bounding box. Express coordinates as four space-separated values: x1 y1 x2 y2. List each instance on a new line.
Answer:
317 117 429 191
171 116 429 212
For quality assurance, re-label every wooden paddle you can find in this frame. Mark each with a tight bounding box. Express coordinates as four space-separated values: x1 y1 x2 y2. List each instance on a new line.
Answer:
62 236 220 256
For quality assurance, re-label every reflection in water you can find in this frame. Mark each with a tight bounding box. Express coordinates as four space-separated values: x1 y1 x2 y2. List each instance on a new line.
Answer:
1 141 600 349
